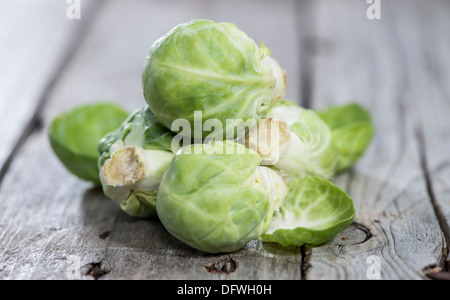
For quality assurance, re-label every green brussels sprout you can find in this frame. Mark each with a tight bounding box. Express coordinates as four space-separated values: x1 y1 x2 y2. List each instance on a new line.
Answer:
244 100 338 180
98 106 175 218
261 176 355 247
156 140 288 253
316 103 375 172
238 117 290 166
142 19 287 140
49 102 129 184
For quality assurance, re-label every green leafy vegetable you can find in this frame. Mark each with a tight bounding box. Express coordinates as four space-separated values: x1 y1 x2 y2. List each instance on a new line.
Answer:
98 106 174 167
156 140 287 253
98 106 175 218
261 176 355 247
316 103 375 172
49 102 129 184
261 100 338 180
142 19 287 139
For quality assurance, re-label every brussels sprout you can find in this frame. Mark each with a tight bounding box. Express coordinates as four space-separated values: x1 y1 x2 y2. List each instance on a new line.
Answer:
254 166 288 212
240 118 290 166
261 176 355 247
316 103 375 172
98 106 175 218
142 19 287 140
49 102 129 184
156 140 287 253
245 100 338 180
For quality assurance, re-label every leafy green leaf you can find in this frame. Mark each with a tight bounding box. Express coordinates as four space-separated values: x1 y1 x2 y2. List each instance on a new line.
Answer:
316 103 375 172
49 102 129 184
98 106 175 167
265 100 338 179
261 176 355 247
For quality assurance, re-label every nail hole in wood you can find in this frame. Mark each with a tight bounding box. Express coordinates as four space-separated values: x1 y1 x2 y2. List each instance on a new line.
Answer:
203 256 237 274
82 261 111 280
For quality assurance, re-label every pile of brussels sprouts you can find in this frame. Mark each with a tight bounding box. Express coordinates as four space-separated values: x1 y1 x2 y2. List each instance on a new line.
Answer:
50 20 374 254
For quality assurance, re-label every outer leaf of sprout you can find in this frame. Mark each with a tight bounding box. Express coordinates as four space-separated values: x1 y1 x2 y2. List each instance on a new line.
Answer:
316 103 375 172
49 102 129 184
261 176 355 247
265 100 338 180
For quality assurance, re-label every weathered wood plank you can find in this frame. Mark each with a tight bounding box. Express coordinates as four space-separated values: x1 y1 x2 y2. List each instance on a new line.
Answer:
1 0 303 280
389 0 450 267
302 0 446 279
0 0 99 178
0 132 119 279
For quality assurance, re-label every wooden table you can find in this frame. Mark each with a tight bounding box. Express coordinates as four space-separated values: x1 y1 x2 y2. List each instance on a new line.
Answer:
0 0 449 280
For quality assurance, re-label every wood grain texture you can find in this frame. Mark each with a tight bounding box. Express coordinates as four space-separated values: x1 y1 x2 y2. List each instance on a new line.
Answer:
389 0 450 265
301 0 449 279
